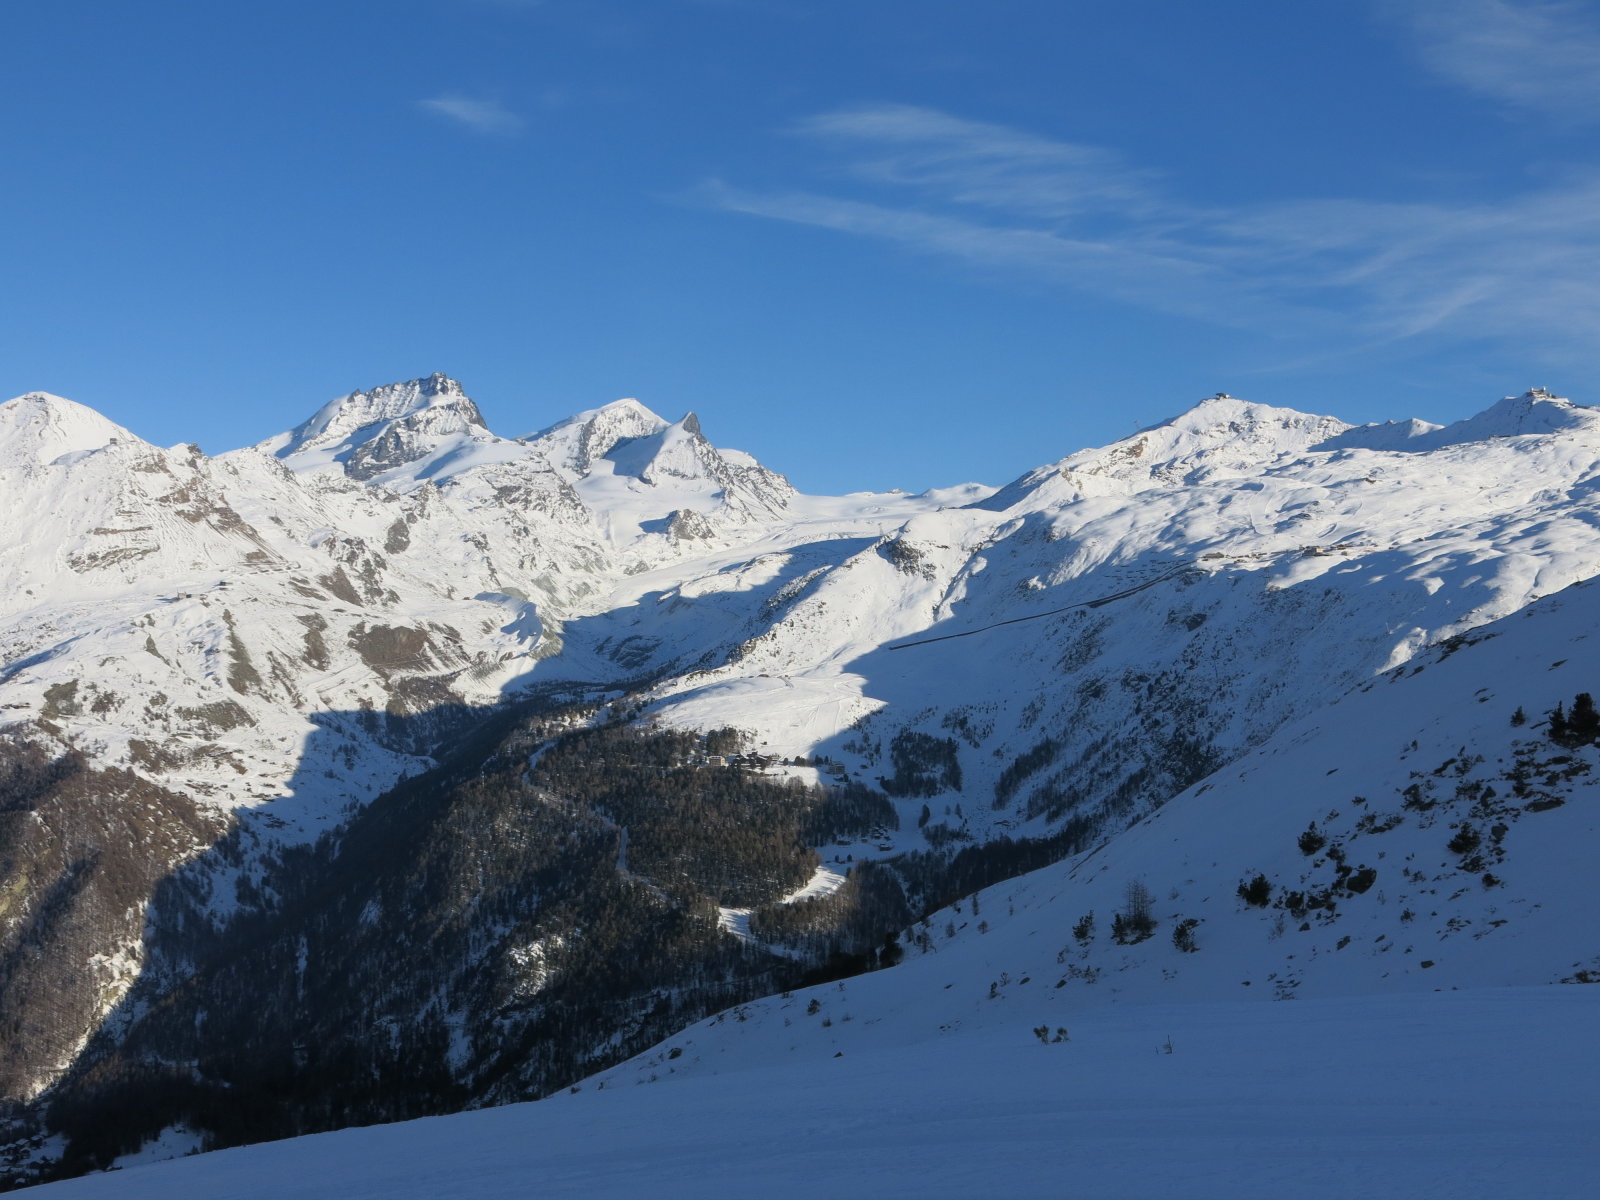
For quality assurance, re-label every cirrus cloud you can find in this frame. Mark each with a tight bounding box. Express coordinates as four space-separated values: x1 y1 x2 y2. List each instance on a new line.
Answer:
1387 0 1600 122
696 100 1600 360
417 95 525 135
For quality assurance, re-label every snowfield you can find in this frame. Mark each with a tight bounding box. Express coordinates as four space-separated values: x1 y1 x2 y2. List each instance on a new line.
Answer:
27 988 1597 1199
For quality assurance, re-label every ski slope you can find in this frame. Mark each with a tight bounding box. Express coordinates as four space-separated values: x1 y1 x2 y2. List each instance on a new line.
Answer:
27 988 1595 1200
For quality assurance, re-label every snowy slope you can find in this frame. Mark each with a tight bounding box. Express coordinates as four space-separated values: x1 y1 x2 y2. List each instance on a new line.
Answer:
617 386 1600 874
529 571 1600 1195
21 987 1596 1200
0 391 532 824
599 574 1600 1070
23 573 1600 1198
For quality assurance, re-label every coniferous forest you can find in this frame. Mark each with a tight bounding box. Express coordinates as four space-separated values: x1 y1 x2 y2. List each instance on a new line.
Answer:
9 695 1034 1183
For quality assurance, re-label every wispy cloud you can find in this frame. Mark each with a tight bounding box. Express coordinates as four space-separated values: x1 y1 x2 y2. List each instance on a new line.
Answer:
417 95 525 135
1388 0 1600 121
697 103 1600 357
698 179 1262 329
793 105 1162 221
1215 185 1600 346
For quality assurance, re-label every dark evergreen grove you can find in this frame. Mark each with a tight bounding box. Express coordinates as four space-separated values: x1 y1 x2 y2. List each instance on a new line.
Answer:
2 692 1088 1188
877 730 963 798
1546 691 1600 747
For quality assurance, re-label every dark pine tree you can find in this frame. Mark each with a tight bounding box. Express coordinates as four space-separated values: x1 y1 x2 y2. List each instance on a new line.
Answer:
1548 702 1570 746
1569 693 1600 744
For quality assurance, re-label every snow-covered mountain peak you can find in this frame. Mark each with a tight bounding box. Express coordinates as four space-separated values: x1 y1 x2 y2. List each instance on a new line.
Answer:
529 397 672 475
1132 391 1350 453
0 391 147 466
259 373 502 484
1313 416 1445 452
1317 388 1600 456
521 399 794 524
1423 387 1599 446
262 373 484 454
976 392 1350 509
603 413 717 483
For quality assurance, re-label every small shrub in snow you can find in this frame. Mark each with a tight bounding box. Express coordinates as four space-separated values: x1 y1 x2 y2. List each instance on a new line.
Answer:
1447 825 1481 856
1548 693 1600 747
1172 918 1201 953
1237 873 1272 907
1072 910 1095 943
1345 866 1377 894
1112 881 1156 944
1569 693 1600 742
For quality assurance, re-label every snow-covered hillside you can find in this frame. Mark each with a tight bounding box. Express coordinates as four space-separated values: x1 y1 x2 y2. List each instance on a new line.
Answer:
619 384 1600 870
23 987 1597 1200
5 376 1600 1188
598 572 1600 1078
24 570 1600 1197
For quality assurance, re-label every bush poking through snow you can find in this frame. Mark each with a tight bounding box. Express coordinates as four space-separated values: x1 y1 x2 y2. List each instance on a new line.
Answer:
1072 911 1095 944
1112 881 1157 944
1547 692 1600 747
1345 866 1377 894
1448 825 1482 856
1238 873 1273 907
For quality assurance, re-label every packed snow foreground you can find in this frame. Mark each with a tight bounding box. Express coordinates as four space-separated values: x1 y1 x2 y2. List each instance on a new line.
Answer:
3 378 1599 1195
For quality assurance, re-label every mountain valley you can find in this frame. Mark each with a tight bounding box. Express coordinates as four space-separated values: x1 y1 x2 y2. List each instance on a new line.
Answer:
2 377 1597 1192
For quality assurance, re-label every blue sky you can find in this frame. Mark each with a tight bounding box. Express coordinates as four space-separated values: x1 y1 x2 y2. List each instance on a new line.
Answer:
5 0 1600 493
